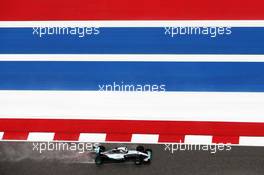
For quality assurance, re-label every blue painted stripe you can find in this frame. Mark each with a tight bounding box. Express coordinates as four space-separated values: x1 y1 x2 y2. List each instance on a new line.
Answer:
0 61 263 91
0 27 263 54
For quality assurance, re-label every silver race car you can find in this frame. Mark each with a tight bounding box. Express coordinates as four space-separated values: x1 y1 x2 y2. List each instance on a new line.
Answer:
94 146 152 165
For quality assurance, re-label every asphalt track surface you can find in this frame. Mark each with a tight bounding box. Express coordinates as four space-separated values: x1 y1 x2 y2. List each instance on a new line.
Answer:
0 142 264 175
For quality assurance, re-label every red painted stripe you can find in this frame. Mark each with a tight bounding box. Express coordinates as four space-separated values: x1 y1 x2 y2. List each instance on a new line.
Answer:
212 136 239 144
1 119 264 137
106 133 132 142
2 131 29 140
1 0 264 20
54 133 80 141
158 135 185 143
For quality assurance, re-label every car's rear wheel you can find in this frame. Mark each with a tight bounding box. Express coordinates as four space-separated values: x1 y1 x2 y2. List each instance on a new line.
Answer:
136 146 144 152
98 146 105 152
95 156 103 165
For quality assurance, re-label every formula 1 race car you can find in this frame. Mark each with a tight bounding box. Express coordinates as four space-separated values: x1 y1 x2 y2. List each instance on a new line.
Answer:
94 145 152 165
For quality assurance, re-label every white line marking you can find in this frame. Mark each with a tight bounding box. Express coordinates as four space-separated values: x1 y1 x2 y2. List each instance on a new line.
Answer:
184 135 213 144
0 91 264 123
27 132 55 141
239 137 264 146
79 133 106 142
1 54 264 62
1 20 264 27
131 134 159 143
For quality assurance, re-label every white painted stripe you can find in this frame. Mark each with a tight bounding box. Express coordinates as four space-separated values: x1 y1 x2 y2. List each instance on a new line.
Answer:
27 132 55 141
1 133 264 147
184 135 213 144
239 137 264 146
1 54 264 62
1 91 264 123
1 20 264 27
131 134 159 143
79 133 106 142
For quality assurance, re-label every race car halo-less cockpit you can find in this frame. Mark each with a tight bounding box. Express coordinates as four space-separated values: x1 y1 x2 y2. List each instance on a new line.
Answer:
94 145 152 165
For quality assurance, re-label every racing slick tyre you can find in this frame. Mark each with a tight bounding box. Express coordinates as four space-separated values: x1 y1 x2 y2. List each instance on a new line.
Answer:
95 156 103 165
134 157 143 165
136 146 145 152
